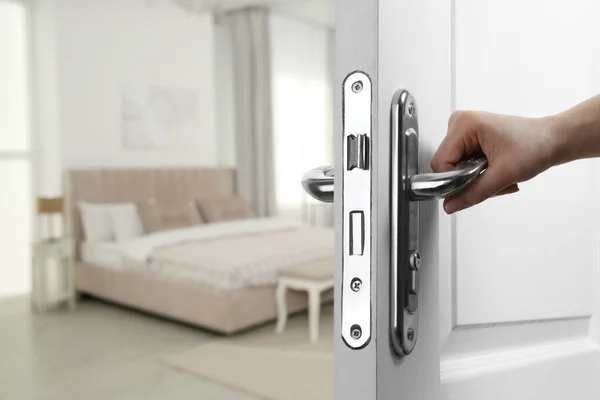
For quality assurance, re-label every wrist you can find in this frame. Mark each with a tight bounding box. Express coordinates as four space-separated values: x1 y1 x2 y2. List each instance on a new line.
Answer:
544 96 600 165
543 113 575 166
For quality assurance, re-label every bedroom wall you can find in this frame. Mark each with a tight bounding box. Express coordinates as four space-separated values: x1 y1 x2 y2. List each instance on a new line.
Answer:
33 0 218 196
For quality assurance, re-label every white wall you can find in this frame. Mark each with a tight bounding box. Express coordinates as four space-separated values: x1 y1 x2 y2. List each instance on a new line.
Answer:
34 0 218 196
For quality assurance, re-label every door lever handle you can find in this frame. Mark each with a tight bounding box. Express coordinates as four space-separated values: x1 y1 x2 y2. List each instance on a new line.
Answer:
409 155 488 201
301 165 335 203
301 157 487 204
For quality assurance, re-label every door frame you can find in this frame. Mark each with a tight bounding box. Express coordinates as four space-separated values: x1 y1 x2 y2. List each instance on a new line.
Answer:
334 0 378 397
334 0 449 398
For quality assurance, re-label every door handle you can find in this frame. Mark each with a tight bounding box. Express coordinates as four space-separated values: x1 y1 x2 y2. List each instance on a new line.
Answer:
301 87 487 357
301 157 486 203
301 165 335 203
409 155 487 200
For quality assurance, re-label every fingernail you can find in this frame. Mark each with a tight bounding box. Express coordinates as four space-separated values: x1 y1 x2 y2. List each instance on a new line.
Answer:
444 200 463 214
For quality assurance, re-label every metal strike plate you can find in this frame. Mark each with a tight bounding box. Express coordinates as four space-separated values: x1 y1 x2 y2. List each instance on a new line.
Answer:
341 71 372 349
391 89 419 356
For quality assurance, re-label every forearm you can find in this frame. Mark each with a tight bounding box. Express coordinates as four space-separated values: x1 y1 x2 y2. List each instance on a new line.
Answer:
550 95 600 165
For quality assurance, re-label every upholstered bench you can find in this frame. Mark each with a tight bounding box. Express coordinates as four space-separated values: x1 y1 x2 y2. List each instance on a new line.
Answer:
275 260 334 343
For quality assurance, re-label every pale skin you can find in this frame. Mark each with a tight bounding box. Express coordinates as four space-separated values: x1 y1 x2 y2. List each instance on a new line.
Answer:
431 95 600 214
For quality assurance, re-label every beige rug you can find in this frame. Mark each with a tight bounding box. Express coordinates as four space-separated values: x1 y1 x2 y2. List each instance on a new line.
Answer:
161 306 334 400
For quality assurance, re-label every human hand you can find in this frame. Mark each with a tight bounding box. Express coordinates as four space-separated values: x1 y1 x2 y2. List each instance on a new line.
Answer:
431 111 558 214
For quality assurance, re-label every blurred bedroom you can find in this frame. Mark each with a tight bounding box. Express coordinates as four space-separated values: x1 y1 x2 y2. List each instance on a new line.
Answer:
0 0 335 399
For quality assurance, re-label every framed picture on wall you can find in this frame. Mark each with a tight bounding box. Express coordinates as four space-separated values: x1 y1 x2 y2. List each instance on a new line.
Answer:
121 84 200 149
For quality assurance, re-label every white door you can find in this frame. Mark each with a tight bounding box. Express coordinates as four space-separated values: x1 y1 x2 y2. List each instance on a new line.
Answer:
439 1 600 398
323 0 600 399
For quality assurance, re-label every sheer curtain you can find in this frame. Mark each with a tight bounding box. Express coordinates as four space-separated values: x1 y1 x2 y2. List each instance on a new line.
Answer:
0 1 32 297
216 11 334 225
223 7 276 217
269 14 334 226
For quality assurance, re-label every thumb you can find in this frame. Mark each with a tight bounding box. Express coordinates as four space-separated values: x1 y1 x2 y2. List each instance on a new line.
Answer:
443 165 514 214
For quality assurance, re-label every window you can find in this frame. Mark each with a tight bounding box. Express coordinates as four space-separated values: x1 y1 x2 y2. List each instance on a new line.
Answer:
270 14 334 219
0 1 32 298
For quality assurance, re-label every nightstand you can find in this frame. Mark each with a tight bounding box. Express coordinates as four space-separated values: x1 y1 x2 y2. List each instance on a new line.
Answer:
31 238 76 312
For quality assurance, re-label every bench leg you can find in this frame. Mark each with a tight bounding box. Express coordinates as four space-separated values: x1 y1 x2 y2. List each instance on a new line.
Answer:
275 282 288 334
308 288 321 343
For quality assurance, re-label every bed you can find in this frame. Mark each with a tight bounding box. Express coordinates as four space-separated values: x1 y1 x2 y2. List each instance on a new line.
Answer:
67 168 334 334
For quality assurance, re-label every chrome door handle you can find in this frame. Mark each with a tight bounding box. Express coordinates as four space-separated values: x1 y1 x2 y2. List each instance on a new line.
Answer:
301 165 335 203
409 155 488 200
301 157 486 203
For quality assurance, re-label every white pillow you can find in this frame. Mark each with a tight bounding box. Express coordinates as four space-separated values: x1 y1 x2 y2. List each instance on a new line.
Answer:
79 202 114 242
108 204 144 243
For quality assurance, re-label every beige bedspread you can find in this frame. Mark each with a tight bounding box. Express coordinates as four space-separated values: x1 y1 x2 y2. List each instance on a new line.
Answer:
146 227 333 291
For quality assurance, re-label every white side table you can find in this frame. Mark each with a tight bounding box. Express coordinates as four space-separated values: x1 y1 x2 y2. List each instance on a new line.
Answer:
275 261 334 343
31 238 76 312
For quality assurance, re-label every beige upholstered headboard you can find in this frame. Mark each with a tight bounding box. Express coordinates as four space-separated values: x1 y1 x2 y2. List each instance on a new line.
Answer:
66 168 236 250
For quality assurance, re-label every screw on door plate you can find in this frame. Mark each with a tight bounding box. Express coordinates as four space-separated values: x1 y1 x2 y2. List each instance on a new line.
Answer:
407 328 414 342
351 80 363 93
350 325 362 340
407 102 415 116
350 277 362 292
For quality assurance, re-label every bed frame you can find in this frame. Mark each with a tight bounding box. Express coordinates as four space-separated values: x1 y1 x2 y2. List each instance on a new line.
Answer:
67 168 330 334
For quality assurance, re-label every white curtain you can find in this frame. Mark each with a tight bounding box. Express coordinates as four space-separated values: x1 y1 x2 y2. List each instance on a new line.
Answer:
269 14 334 227
301 27 335 227
224 7 276 217
0 1 33 298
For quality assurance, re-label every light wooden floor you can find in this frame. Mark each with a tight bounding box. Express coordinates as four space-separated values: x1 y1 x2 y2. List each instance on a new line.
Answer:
0 296 259 400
